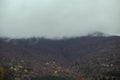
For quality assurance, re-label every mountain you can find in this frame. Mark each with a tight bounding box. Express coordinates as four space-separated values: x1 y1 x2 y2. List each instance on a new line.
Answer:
0 35 120 80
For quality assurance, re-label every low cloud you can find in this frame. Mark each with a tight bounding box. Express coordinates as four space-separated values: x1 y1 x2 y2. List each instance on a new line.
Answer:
0 0 120 38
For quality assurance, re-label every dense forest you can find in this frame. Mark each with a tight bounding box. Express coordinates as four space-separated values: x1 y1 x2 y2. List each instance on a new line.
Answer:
0 33 120 80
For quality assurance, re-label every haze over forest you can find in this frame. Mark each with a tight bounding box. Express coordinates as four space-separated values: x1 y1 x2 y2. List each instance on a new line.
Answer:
0 1 120 80
0 0 120 38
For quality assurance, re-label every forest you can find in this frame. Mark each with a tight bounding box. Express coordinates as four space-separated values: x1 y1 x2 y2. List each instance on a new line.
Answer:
0 34 120 80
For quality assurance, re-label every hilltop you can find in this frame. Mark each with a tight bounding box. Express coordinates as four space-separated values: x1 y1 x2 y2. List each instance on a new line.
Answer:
0 34 120 80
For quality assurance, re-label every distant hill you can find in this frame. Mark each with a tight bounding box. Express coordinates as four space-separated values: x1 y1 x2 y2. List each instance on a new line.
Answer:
0 35 120 79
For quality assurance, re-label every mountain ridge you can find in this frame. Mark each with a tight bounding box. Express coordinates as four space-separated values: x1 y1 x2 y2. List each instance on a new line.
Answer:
0 35 120 79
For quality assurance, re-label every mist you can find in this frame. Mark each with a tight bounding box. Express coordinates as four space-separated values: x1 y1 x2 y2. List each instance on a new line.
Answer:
0 0 120 38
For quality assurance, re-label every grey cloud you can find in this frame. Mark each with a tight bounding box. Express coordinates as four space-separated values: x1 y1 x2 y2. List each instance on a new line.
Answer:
0 0 120 38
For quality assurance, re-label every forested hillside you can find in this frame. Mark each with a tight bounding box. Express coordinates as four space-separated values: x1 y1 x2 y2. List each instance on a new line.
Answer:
0 34 120 80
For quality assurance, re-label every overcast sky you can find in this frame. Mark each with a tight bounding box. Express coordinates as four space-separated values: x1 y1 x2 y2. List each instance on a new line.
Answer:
0 0 120 38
